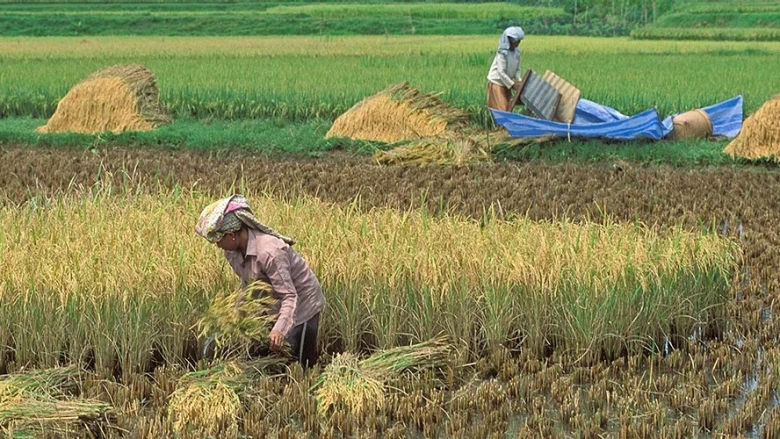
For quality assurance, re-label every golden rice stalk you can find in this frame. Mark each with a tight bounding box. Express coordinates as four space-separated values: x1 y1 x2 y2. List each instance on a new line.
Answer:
36 63 170 135
372 125 542 166
312 336 452 419
168 361 244 438
1 397 112 425
197 280 280 355
373 133 491 166
359 335 452 374
723 94 780 161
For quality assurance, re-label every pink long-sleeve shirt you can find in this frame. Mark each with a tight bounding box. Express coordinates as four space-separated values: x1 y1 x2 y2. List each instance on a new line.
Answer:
224 229 325 336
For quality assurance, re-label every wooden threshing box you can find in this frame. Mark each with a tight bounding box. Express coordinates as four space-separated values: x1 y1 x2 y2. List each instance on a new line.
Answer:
519 70 561 121
541 70 581 124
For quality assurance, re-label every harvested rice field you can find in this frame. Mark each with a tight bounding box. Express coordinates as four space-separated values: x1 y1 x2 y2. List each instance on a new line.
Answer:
2 145 780 437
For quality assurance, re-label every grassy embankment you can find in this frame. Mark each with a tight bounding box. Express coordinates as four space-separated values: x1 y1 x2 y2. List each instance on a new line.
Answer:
0 2 564 37
632 1 780 41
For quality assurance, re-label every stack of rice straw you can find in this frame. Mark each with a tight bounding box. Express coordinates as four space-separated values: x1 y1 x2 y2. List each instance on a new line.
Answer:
723 93 780 161
0 364 112 436
311 335 452 420
327 81 526 166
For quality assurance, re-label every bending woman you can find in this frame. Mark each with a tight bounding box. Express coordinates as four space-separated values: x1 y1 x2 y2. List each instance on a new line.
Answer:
195 195 326 368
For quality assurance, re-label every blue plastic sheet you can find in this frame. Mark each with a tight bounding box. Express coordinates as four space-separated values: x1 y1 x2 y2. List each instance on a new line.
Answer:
490 95 743 141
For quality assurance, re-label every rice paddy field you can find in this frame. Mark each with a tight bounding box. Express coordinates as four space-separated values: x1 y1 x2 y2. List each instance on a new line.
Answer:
2 27 780 438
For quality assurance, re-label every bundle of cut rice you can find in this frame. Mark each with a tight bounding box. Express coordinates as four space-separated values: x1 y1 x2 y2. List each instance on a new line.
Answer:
373 129 542 166
0 365 112 436
197 280 284 358
0 365 81 401
311 336 452 419
326 82 471 144
167 357 287 437
36 64 171 134
723 94 780 161
373 132 491 166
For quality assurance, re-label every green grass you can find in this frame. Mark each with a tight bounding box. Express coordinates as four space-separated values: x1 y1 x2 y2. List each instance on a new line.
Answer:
652 12 780 29
1 35 777 166
0 3 564 37
0 117 361 156
0 116 748 168
491 137 739 167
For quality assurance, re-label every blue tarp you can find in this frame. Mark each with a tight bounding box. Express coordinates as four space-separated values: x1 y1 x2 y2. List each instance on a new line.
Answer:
490 95 743 141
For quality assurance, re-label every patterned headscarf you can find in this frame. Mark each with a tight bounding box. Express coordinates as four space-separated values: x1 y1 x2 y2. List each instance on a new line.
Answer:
195 195 295 245
497 26 524 52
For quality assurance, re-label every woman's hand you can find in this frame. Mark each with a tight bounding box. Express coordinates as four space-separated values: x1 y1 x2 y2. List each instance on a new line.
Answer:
269 330 285 351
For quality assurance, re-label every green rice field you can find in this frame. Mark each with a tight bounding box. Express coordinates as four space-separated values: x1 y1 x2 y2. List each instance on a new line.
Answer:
1 35 778 122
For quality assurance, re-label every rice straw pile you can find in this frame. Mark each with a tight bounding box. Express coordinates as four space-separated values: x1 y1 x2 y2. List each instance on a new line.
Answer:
326 82 471 144
197 280 282 358
0 365 112 436
37 64 171 134
723 94 780 161
311 336 452 420
167 357 287 438
327 82 538 165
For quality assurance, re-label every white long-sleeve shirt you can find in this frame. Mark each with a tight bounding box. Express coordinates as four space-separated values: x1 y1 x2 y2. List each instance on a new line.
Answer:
487 49 521 88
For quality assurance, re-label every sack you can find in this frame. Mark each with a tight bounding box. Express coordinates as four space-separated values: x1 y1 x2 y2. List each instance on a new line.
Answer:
669 109 713 140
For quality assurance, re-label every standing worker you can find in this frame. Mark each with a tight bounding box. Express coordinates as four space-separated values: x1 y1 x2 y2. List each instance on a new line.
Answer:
195 194 326 368
486 26 525 112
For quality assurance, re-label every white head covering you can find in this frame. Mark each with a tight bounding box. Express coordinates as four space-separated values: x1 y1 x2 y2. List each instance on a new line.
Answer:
497 26 524 52
195 194 295 245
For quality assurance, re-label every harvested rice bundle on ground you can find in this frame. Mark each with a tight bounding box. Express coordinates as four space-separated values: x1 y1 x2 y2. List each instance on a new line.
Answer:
197 280 284 359
373 129 539 166
167 357 286 438
723 94 780 161
37 63 171 135
2 399 112 434
326 82 471 143
374 132 491 166
311 336 452 420
167 361 244 438
0 365 81 401
0 365 112 436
